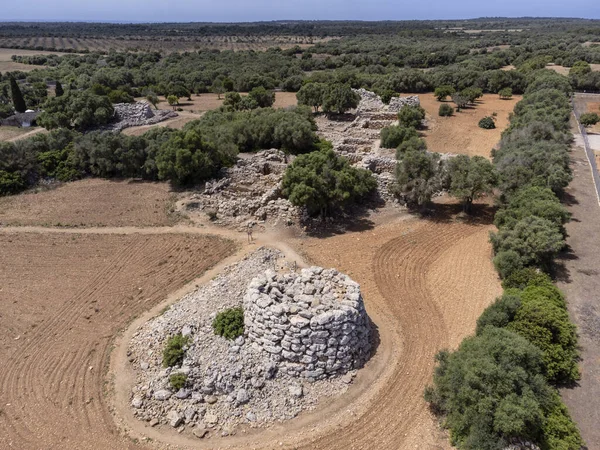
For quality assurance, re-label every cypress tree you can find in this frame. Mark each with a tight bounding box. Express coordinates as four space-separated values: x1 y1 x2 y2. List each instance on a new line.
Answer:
9 76 26 113
55 81 64 97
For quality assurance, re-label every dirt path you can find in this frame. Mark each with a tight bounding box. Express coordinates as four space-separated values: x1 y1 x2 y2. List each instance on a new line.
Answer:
556 121 600 448
0 211 501 449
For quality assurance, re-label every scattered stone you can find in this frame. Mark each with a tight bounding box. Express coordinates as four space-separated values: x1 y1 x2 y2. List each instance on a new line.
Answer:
204 413 219 426
205 395 218 405
193 425 209 439
149 418 159 427
96 101 178 132
289 384 303 398
131 396 144 409
167 410 183 428
153 390 171 401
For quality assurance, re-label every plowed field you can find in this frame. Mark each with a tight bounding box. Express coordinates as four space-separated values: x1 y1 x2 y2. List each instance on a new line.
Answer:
295 215 502 449
0 232 235 449
0 179 178 227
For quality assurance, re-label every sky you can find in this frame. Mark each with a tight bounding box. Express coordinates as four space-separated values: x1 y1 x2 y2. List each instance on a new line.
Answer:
2 0 600 22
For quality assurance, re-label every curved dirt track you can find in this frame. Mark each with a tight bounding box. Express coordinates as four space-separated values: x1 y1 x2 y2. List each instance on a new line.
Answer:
297 218 501 449
0 214 501 450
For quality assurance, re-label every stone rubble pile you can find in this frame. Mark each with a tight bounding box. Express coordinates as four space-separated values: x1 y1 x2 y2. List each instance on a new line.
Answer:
244 267 371 380
127 248 372 438
98 101 178 132
182 150 300 228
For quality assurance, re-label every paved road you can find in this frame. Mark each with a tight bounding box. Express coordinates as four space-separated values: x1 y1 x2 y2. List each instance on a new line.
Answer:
558 120 600 449
572 94 600 206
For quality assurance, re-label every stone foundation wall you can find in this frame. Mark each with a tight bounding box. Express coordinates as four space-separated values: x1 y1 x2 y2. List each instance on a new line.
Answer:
243 267 371 380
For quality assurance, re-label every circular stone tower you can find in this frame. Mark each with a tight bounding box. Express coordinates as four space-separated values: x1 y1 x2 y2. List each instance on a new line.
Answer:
243 266 372 380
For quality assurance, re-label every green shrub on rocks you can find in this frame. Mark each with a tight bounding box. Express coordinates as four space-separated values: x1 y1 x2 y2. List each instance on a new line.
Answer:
169 373 188 390
213 307 245 340
162 333 190 368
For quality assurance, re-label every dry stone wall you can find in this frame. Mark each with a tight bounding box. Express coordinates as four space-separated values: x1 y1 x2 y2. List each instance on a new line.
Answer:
244 267 371 380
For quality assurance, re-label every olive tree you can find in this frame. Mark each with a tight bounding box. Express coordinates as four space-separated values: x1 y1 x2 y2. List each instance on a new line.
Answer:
447 155 497 213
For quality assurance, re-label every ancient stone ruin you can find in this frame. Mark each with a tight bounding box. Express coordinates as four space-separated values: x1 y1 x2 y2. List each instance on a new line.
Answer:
127 249 373 435
244 267 372 380
98 101 178 132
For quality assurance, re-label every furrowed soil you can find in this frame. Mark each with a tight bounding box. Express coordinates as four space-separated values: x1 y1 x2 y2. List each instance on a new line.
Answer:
412 93 521 158
0 174 503 449
293 204 502 449
0 179 179 227
0 231 236 450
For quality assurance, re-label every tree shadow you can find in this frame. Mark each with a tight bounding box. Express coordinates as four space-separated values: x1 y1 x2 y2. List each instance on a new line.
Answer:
560 190 579 206
552 244 579 283
325 112 356 122
303 207 377 238
415 201 496 226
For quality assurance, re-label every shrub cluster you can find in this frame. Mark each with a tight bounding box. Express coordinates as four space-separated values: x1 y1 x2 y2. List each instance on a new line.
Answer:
438 103 453 116
425 68 584 450
0 107 318 196
162 333 190 368
478 116 496 129
169 373 188 390
212 307 245 340
281 142 377 217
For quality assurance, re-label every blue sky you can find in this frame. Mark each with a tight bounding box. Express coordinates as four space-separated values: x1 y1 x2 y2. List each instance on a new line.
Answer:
2 0 599 22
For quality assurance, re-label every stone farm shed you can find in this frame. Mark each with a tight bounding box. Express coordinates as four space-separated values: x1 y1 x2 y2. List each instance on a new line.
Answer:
1 111 41 128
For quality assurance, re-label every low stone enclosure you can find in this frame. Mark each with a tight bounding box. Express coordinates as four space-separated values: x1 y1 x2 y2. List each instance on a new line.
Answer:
98 101 178 132
127 248 373 438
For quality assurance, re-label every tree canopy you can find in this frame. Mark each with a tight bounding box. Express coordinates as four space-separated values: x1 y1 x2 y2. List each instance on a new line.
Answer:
281 146 376 217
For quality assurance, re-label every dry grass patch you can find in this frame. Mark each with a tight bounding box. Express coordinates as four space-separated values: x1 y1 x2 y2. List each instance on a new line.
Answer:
407 92 521 158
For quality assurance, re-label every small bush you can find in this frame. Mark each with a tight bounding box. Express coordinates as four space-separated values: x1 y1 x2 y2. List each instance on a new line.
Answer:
380 125 419 149
169 373 188 390
438 103 454 117
162 333 190 368
502 267 552 290
478 116 496 129
213 307 245 340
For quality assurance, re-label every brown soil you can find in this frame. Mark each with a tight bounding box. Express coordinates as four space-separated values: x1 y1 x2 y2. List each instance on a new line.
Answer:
143 92 298 113
0 172 503 450
547 63 600 76
0 231 236 450
0 179 179 227
293 206 501 449
411 92 521 158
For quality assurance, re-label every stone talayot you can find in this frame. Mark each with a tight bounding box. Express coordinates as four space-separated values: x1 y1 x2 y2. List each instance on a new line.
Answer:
244 267 372 380
127 248 373 436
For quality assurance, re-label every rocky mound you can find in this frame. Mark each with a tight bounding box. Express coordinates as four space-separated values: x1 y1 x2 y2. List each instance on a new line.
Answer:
353 88 420 116
127 248 372 438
